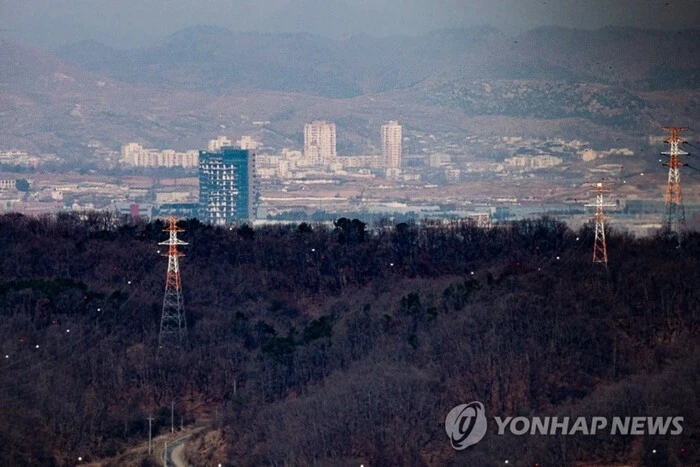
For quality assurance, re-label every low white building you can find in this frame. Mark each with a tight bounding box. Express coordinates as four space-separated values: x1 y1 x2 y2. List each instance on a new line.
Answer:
504 155 562 170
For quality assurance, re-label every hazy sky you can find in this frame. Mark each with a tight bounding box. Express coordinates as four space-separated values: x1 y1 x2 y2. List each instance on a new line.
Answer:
1 0 698 48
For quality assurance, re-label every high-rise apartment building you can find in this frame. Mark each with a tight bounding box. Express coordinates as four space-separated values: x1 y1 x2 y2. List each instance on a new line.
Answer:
198 148 256 224
304 121 336 166
381 121 402 169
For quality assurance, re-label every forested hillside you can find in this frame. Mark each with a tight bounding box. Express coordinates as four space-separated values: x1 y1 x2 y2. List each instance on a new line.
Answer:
0 212 697 466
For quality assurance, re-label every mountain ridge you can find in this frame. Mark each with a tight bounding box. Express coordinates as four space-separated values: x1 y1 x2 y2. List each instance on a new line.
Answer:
53 25 700 96
2 26 699 158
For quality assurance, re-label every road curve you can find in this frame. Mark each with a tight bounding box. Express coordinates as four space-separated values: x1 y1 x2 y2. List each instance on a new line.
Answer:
171 442 187 467
165 435 191 467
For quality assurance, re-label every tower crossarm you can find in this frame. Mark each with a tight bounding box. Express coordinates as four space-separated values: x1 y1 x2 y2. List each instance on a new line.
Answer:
158 237 188 245
159 240 188 246
661 149 689 156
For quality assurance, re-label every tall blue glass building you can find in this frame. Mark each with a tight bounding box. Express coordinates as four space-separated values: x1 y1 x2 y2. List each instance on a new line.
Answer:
198 148 256 224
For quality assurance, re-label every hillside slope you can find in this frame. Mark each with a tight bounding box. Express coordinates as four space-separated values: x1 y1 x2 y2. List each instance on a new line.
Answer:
0 213 697 465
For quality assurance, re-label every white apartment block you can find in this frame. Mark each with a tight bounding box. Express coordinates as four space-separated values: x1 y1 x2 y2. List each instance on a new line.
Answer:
256 154 292 178
445 168 461 182
0 179 17 190
121 143 199 168
429 153 451 168
159 149 199 168
120 143 142 162
0 150 40 167
304 121 336 166
381 121 402 169
277 159 291 178
504 155 563 170
335 155 384 169
236 136 260 150
385 167 402 181
207 136 232 152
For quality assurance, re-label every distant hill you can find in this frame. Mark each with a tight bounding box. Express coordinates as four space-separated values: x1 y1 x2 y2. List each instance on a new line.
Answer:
55 26 700 97
1 27 699 159
56 26 494 98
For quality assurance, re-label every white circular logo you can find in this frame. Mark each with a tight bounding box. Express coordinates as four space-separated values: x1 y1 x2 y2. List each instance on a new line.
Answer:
445 401 488 450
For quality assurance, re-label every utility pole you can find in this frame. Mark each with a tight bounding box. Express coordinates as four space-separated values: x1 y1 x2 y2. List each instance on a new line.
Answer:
159 216 188 347
585 182 615 267
661 127 688 243
171 400 175 433
148 415 154 454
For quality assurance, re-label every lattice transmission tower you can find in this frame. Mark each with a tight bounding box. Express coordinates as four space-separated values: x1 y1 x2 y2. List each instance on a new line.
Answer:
661 127 688 240
159 216 188 347
585 182 615 266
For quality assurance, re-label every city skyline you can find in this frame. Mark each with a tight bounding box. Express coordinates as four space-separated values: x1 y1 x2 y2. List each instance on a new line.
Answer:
0 14 697 232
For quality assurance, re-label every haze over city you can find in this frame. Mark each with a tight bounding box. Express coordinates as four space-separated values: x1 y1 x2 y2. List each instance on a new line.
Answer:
2 0 699 47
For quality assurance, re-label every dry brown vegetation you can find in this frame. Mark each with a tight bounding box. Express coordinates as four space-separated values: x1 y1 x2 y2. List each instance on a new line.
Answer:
0 212 697 465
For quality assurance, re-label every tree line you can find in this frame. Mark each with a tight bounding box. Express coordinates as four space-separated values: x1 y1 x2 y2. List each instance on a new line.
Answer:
0 211 697 465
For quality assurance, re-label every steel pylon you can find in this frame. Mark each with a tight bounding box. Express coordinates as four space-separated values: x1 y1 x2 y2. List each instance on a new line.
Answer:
585 182 615 266
158 216 188 347
661 127 688 242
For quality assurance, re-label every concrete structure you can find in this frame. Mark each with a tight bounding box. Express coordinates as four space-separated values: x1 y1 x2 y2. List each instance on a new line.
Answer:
198 148 256 224
0 150 41 167
304 121 336 166
429 153 451 168
381 121 402 169
385 167 401 181
236 136 259 150
114 202 155 221
121 143 199 168
335 155 383 169
0 179 17 190
504 155 562 170
208 136 232 152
